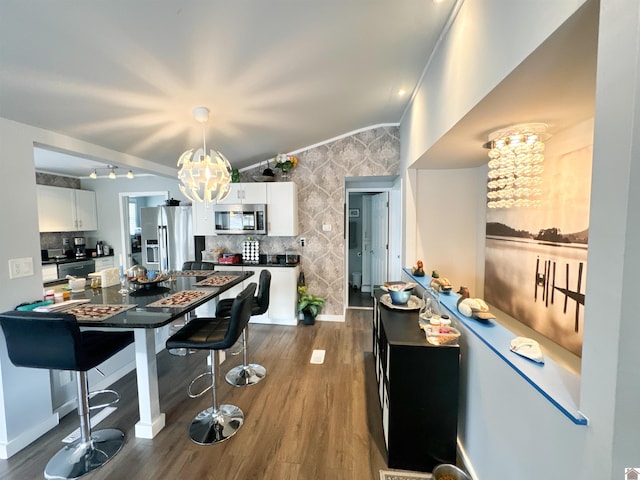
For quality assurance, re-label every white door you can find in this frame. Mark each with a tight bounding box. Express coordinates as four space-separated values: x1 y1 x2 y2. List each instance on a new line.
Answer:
361 196 372 292
370 192 389 288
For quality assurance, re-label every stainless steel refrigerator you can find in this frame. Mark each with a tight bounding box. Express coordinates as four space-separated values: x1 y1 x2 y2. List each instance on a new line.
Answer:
141 206 194 271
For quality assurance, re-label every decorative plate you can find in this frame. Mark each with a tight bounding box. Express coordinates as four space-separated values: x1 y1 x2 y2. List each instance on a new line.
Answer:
130 273 169 288
251 173 276 182
380 293 424 311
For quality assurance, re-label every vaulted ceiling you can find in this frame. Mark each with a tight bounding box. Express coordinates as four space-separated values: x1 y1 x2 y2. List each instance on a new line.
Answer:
1 0 458 177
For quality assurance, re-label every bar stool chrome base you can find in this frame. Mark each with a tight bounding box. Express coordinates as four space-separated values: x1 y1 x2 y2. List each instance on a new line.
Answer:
44 429 125 480
225 363 266 387
189 405 244 445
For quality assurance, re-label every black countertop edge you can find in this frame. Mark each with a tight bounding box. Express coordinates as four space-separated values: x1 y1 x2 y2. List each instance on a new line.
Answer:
214 262 299 268
42 253 115 265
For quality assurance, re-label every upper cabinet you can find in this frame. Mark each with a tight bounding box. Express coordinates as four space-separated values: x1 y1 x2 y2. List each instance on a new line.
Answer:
37 185 98 232
191 181 298 236
216 183 267 205
73 189 98 231
267 182 298 236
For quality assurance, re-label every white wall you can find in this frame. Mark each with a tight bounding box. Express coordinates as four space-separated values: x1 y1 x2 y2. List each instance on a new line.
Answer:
415 167 486 296
0 119 58 458
0 117 180 458
80 175 189 266
401 0 640 478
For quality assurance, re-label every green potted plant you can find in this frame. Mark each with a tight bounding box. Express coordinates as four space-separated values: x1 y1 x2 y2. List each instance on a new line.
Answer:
297 285 326 325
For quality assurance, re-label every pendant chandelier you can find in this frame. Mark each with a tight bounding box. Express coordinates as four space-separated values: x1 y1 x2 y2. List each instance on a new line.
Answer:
178 106 232 203
484 123 549 209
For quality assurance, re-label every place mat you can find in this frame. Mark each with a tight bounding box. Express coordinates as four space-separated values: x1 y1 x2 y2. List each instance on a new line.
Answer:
64 304 137 322
379 470 431 480
193 273 241 287
178 270 215 277
146 290 212 308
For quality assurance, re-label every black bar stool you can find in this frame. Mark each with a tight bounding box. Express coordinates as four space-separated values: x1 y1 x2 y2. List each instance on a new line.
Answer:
181 261 215 271
0 310 134 480
216 269 270 387
168 260 216 356
166 283 256 445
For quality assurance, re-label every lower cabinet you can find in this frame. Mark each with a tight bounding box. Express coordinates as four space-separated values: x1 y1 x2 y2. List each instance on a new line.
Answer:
42 264 58 282
373 291 460 472
215 265 299 325
94 256 115 271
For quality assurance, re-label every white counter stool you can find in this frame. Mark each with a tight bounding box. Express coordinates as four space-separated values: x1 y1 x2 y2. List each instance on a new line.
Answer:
215 269 270 387
165 283 256 445
0 310 134 480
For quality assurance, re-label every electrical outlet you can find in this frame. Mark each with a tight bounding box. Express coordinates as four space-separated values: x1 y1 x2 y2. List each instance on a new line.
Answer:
299 237 306 247
8 257 34 279
322 224 332 232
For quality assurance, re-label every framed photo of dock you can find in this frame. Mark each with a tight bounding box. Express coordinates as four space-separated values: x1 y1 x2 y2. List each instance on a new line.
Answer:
483 121 593 357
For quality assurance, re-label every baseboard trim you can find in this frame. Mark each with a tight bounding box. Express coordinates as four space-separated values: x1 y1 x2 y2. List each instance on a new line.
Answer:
0 412 59 459
316 314 345 322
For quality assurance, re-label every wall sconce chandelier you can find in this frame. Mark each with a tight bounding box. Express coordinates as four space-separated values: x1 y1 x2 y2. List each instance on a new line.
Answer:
178 106 232 203
483 123 549 209
89 165 133 180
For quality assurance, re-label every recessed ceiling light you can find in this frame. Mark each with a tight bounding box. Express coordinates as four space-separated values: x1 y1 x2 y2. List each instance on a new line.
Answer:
398 89 407 97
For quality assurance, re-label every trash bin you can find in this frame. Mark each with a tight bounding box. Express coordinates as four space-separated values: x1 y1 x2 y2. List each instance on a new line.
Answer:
351 272 362 289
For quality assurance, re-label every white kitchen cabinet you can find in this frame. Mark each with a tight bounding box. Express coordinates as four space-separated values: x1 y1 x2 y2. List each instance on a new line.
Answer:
42 264 58 282
37 185 75 232
192 200 216 236
73 189 98 231
36 185 98 232
215 265 299 325
216 183 267 205
267 182 298 236
94 257 114 271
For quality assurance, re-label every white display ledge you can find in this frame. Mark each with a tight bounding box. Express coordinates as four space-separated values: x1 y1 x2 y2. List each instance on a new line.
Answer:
402 268 588 426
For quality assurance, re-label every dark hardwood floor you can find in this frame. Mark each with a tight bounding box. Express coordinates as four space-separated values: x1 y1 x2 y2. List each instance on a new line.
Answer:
0 309 387 480
348 288 374 309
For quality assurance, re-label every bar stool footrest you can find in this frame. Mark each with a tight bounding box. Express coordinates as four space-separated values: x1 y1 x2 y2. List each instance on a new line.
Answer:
88 389 120 411
188 371 213 398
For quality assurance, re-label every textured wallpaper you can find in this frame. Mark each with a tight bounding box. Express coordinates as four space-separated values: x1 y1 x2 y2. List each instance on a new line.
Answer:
205 126 400 316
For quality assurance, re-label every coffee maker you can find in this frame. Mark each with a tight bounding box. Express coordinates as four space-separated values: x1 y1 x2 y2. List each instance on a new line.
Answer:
73 237 86 258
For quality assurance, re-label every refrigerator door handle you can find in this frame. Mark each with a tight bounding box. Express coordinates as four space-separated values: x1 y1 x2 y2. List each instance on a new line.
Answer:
157 226 165 270
160 225 169 271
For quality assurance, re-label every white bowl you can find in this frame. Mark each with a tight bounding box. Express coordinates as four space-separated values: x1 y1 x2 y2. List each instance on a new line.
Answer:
68 278 86 292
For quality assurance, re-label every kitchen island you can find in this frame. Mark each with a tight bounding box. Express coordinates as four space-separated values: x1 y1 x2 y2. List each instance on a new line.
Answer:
5 270 253 448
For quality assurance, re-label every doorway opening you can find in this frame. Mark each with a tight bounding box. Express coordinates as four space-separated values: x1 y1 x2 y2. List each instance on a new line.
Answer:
345 176 402 310
118 192 168 269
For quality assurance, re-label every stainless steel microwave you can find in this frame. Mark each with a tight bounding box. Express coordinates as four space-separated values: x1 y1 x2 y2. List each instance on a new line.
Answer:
213 204 267 235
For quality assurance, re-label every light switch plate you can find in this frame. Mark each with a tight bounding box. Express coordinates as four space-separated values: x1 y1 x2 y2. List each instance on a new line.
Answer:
8 257 34 279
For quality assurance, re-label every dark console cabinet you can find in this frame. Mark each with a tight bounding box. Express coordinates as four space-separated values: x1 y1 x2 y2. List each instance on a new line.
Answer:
372 291 460 472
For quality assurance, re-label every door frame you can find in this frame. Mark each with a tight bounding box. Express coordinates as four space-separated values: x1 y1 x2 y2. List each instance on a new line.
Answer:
345 176 402 311
118 191 169 270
